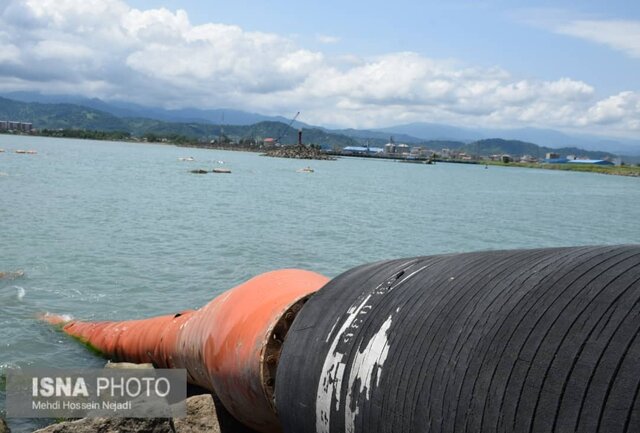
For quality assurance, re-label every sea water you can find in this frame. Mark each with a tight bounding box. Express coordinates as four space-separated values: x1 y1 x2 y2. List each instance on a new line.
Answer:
1 135 639 431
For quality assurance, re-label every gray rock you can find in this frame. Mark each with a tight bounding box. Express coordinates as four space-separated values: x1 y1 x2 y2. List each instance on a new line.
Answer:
32 395 230 433
1 417 10 433
32 417 172 433
30 393 266 433
263 144 336 160
173 394 219 433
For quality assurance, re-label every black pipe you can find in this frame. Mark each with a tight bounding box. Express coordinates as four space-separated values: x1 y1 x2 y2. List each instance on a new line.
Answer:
276 246 640 433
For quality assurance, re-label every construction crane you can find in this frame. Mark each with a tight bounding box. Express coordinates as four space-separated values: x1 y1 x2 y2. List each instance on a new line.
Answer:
275 111 300 145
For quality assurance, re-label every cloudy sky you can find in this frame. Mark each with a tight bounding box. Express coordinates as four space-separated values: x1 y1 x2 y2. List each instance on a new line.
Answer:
1 0 639 137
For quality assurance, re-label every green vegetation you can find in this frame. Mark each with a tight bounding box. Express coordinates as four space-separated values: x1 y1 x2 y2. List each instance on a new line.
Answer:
40 129 131 141
463 138 616 161
485 160 640 177
0 97 361 148
0 97 128 131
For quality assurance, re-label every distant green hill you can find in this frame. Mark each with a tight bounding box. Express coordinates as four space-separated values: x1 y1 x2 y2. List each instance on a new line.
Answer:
0 97 359 148
0 97 619 158
462 138 616 160
0 97 128 131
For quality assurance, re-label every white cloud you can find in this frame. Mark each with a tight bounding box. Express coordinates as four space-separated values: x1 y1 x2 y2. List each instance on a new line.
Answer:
0 31 21 64
287 54 600 128
32 40 94 61
556 19 640 59
581 91 640 127
316 34 340 44
0 0 638 136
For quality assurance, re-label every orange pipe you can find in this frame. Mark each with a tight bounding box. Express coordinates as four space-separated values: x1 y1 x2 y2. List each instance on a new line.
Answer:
44 269 329 433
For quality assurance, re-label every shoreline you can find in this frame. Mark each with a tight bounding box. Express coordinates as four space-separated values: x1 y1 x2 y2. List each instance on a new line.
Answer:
481 159 640 177
3 132 639 177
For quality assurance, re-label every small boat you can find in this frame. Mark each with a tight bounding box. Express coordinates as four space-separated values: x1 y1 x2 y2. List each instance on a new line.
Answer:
190 169 208 174
213 167 231 174
178 157 195 161
296 166 314 173
399 158 432 164
15 149 37 154
0 148 5 152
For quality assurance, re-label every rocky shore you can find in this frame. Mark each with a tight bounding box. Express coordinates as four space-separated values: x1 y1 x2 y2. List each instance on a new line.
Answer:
2 362 259 433
262 144 336 160
31 394 213 433
28 393 259 433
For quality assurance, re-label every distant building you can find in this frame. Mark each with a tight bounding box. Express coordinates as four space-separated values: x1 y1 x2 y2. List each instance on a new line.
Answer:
343 146 384 155
396 144 411 154
542 156 614 165
384 142 396 154
0 120 33 132
545 152 560 160
520 155 537 163
543 156 569 164
565 159 614 166
411 146 431 157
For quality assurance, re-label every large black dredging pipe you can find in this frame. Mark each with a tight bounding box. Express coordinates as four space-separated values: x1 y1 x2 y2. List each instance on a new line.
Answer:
48 246 640 432
277 245 640 433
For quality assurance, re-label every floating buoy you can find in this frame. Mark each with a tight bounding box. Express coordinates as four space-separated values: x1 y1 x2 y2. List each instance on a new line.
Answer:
0 270 24 280
44 246 640 433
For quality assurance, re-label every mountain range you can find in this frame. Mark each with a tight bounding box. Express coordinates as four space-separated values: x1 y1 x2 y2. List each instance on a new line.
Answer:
374 123 640 156
2 91 309 128
1 92 639 158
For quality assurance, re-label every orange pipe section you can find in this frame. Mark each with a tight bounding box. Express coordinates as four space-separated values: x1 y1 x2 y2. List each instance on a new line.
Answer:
44 269 329 433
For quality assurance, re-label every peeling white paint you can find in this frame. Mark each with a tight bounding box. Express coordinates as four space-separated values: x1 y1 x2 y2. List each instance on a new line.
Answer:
315 262 424 432
345 315 393 433
316 294 373 432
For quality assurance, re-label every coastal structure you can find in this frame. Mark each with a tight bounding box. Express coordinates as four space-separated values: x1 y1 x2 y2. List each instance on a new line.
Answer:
382 138 412 156
565 159 615 165
542 155 614 165
342 145 384 155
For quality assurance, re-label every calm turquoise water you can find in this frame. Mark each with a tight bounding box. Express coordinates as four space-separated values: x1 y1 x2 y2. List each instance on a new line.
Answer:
1 135 639 430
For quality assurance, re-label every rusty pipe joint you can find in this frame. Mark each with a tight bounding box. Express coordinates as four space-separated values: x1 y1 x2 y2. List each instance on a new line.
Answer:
47 269 329 433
